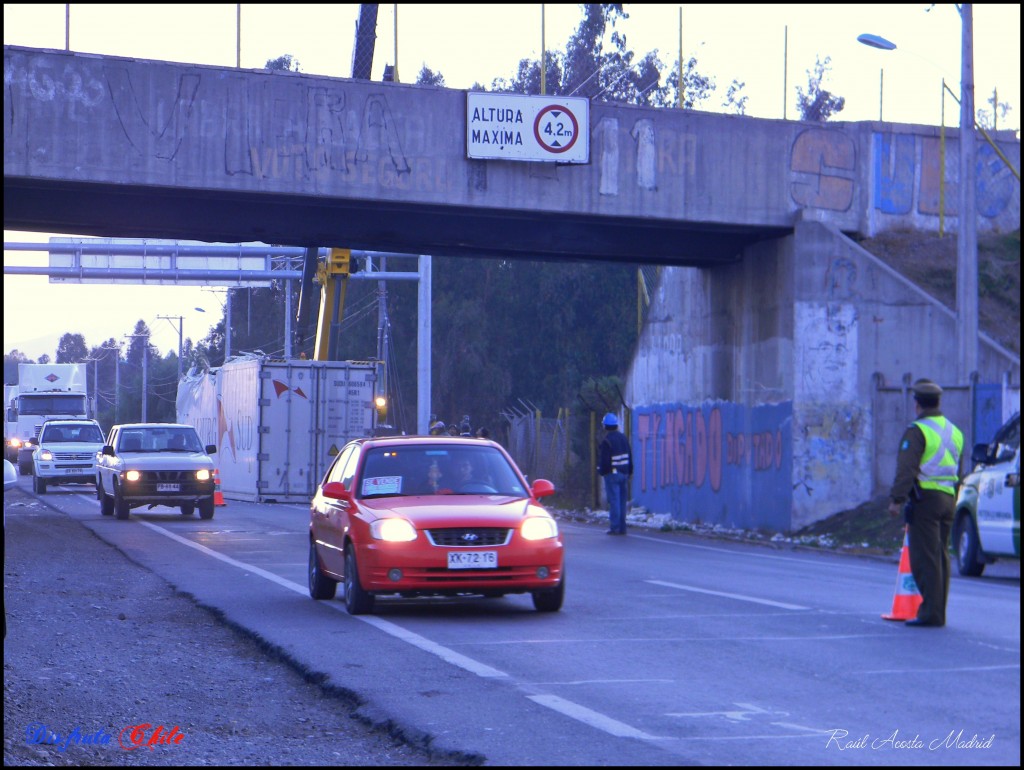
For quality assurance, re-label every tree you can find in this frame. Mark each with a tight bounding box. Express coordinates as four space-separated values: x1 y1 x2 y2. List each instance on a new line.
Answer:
723 79 749 115
264 54 300 72
4 349 32 383
977 89 1012 131
416 66 445 87
796 55 845 122
55 333 89 363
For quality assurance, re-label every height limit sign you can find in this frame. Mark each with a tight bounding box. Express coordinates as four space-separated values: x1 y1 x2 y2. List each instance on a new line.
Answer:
466 93 589 164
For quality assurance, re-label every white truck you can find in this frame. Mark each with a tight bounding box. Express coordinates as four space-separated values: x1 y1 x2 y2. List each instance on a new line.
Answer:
3 383 18 459
177 355 377 503
6 363 91 473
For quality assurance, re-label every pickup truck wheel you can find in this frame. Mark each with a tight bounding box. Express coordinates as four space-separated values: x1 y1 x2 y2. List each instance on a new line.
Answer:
308 541 338 600
32 474 46 494
180 503 195 516
114 481 130 520
198 497 215 520
99 478 114 516
955 513 985 577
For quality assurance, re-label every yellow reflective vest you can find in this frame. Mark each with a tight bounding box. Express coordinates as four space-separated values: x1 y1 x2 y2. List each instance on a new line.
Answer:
913 416 964 496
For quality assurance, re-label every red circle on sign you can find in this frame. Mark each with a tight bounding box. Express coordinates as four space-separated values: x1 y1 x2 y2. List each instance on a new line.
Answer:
533 105 580 154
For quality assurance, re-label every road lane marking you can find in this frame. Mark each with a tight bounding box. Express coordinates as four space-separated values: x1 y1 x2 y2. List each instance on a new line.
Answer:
136 521 509 676
355 614 508 678
526 694 663 739
858 664 1020 675
646 580 811 610
129 519 680 738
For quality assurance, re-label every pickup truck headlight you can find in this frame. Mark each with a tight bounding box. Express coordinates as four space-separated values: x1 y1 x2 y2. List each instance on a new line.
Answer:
125 470 142 482
196 469 211 481
39 450 53 461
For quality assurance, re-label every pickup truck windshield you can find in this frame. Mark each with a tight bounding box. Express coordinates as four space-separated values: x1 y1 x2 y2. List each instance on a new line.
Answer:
42 424 104 443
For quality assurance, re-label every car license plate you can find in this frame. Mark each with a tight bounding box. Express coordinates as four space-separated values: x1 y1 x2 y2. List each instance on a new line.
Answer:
63 469 79 475
447 551 497 569
156 483 180 492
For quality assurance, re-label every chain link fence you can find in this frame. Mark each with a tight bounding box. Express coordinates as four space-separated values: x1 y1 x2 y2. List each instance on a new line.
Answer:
504 404 617 508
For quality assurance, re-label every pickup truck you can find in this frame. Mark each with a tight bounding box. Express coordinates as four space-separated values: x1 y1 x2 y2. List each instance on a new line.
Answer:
954 412 1021 576
30 418 105 494
96 423 217 520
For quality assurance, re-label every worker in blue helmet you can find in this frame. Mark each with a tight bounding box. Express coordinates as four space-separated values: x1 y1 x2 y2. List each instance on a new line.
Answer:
598 412 633 535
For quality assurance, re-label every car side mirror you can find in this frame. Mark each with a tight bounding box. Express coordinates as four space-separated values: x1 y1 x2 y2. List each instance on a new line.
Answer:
531 478 555 499
995 446 1016 463
205 444 217 455
970 443 989 465
102 445 115 456
322 481 348 500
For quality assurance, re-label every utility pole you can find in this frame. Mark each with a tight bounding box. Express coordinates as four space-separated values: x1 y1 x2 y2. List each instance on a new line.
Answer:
114 345 120 424
376 255 389 426
158 315 184 379
956 4 978 383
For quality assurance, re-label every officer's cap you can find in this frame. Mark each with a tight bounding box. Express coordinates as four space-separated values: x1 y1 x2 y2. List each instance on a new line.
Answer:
911 378 943 396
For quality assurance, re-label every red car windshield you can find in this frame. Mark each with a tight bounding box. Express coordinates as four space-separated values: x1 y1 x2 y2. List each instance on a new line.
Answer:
357 445 528 498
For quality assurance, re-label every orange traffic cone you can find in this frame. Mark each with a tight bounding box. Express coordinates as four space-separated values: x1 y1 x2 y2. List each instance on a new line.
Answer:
213 469 226 506
882 525 922 621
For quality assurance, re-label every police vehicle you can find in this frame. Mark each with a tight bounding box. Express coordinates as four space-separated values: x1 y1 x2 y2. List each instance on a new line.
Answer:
954 412 1020 576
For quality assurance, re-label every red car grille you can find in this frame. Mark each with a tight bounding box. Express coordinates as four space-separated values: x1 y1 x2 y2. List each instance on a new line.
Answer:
426 528 512 547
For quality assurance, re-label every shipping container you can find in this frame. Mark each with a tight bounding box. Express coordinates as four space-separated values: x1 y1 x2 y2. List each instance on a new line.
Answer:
177 356 377 502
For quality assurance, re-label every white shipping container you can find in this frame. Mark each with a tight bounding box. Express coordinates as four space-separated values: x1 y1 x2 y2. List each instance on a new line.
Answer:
177 356 376 502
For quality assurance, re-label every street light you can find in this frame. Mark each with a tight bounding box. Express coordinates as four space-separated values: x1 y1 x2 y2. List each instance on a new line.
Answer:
857 33 896 120
858 7 977 382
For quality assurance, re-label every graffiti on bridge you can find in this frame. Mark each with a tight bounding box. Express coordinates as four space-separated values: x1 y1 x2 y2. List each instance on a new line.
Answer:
632 401 793 529
873 132 1016 218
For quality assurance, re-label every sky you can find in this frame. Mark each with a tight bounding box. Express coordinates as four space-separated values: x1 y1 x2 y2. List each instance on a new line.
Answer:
3 3 1021 362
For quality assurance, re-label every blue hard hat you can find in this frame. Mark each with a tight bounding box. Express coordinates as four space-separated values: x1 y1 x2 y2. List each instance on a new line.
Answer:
602 412 618 428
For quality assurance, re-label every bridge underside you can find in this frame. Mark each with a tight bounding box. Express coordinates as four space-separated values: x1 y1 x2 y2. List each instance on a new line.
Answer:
4 178 787 266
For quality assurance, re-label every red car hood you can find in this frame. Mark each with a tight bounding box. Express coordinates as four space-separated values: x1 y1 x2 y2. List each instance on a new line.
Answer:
361 495 542 528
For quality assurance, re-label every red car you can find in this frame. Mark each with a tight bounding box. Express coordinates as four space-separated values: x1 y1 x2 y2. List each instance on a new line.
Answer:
308 435 565 614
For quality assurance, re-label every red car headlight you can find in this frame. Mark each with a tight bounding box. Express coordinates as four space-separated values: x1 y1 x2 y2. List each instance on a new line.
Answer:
521 516 558 541
370 518 418 542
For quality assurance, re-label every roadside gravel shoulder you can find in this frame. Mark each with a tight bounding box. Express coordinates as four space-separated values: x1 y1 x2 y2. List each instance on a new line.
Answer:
3 488 468 767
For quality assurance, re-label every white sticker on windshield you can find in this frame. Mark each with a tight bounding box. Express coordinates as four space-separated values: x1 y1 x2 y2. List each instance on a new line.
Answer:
362 476 402 495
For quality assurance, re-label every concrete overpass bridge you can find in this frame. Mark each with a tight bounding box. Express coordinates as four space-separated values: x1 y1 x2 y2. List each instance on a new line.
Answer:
4 46 1020 530
6 45 1018 261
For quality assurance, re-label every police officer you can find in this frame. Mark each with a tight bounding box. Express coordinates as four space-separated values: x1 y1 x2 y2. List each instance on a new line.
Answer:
598 412 633 535
887 378 964 627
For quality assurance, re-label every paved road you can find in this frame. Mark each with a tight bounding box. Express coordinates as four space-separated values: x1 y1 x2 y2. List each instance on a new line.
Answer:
12 479 1022 766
